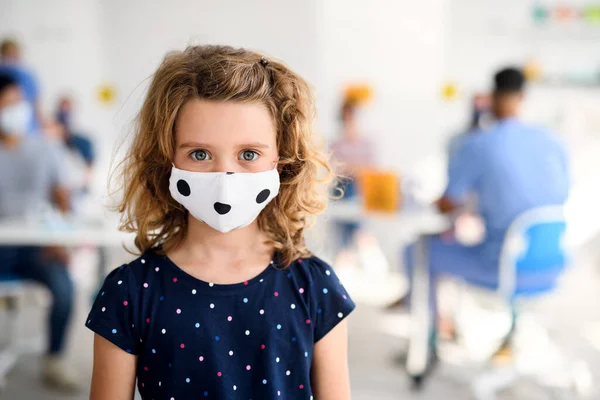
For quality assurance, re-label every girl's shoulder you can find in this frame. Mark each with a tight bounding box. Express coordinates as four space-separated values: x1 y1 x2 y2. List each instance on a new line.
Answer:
283 255 348 295
102 247 169 286
285 255 335 282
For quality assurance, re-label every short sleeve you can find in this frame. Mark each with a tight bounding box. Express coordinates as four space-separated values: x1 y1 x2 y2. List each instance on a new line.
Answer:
86 264 141 355
444 136 481 203
308 258 356 342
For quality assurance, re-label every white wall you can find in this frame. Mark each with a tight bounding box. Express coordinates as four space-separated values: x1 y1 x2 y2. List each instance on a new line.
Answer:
1 0 321 197
316 0 449 172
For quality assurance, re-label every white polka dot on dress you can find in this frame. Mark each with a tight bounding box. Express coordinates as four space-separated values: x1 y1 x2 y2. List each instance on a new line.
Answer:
101 307 106 312
210 303 215 309
325 270 331 276
229 350 234 356
155 267 159 272
209 282 214 287
162 329 166 334
286 370 291 376
338 312 343 318
192 289 196 294
290 304 296 309
233 385 237 391
259 309 265 315
276 357 280 363
245 330 250 336
117 280 122 285
141 259 145 264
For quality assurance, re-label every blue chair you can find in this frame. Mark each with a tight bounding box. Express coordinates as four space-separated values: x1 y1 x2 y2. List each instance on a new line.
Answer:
407 206 585 398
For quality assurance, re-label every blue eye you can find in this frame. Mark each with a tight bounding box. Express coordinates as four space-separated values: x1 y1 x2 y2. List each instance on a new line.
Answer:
190 150 210 161
240 150 259 162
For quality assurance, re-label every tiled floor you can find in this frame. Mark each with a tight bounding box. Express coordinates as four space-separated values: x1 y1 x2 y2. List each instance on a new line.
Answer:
2 244 600 400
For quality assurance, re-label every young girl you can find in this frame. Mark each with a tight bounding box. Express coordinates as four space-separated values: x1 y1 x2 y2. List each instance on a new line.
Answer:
87 45 355 400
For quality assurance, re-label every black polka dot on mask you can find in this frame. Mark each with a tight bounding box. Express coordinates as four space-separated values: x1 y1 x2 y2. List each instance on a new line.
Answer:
214 202 232 215
177 180 191 197
256 189 270 204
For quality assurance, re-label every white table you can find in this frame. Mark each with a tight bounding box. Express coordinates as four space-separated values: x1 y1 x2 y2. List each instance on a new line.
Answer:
0 217 134 390
0 218 132 247
325 201 451 384
0 217 135 281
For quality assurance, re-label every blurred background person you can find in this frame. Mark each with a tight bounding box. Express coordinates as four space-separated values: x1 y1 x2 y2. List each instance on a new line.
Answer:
330 95 375 256
403 67 570 339
46 96 96 212
0 73 78 392
0 39 41 133
56 95 95 171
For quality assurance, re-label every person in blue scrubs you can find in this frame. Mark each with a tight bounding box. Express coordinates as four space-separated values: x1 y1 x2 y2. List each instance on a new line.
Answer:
405 67 570 310
0 39 41 133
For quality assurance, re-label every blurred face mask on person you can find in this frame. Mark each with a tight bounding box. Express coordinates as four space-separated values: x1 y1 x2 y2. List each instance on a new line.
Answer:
0 84 31 138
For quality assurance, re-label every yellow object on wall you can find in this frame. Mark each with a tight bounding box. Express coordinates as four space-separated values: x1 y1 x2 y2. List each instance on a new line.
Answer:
441 82 459 101
97 84 117 105
523 60 542 81
358 170 400 213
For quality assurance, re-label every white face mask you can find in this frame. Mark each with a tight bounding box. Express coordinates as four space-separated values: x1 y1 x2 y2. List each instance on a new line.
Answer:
0 101 32 137
169 166 280 233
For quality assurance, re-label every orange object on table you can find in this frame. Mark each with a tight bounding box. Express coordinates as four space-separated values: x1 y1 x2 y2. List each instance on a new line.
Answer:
358 169 401 213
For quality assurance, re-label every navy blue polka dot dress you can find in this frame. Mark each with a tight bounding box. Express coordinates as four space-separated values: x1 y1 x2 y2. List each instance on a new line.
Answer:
86 249 355 399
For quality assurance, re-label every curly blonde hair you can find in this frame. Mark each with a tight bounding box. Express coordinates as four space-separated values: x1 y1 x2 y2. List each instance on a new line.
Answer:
114 45 332 267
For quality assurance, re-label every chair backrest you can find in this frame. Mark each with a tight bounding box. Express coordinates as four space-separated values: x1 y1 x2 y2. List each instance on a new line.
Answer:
498 205 567 300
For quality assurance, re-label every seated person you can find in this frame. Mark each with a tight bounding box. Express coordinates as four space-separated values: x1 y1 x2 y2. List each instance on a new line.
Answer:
403 68 569 318
0 74 78 392
56 95 95 169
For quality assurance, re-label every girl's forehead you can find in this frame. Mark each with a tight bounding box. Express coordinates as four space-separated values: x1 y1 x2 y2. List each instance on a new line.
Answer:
176 99 276 145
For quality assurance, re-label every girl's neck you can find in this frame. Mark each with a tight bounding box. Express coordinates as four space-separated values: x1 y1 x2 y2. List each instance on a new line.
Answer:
180 216 271 263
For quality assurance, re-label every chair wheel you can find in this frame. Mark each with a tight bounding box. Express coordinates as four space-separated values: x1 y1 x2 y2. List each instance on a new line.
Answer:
411 374 424 390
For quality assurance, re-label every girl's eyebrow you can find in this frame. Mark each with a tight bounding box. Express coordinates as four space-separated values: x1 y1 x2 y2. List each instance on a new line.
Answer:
178 142 271 149
238 142 270 149
179 142 212 149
